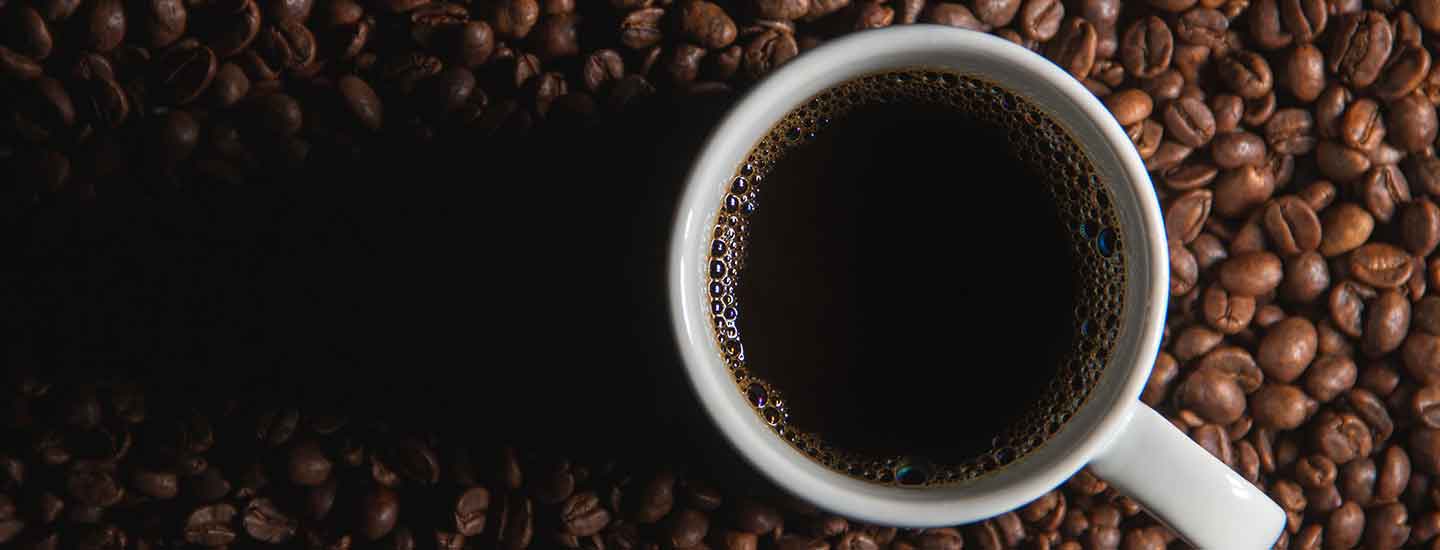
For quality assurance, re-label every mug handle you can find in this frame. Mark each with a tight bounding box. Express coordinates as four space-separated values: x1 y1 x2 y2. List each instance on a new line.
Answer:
1089 404 1285 549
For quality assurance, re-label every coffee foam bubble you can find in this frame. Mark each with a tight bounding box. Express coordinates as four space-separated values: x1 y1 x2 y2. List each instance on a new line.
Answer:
706 69 1126 486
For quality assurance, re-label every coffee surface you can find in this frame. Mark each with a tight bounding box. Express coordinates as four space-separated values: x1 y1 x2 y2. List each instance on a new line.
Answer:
707 70 1127 485
738 100 1076 466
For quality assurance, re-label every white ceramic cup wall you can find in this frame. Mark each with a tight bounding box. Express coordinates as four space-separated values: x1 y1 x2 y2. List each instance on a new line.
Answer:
668 25 1285 550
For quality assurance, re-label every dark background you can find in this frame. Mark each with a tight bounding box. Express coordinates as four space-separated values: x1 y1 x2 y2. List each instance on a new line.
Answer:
0 91 754 473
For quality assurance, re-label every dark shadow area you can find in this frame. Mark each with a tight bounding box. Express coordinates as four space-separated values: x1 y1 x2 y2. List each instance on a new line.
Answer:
1 91 755 473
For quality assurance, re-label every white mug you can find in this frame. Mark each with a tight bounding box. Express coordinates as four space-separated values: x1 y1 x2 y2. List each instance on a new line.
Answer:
668 25 1285 549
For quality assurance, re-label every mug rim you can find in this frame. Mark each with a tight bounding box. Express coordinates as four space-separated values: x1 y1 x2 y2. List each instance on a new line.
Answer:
668 25 1168 525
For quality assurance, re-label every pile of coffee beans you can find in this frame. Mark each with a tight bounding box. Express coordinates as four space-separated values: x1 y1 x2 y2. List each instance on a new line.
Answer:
8 0 1440 548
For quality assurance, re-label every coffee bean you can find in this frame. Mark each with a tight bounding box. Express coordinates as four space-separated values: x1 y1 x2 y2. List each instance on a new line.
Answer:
1341 456 1379 505
1243 91 1277 126
256 20 317 73
673 2 734 50
153 39 216 105
1177 365 1247 423
1249 0 1292 49
1212 131 1267 169
492 0 539 39
1159 97 1213 148
1366 503 1410 548
1213 164 1275 217
1203 284 1256 334
1015 0 1061 39
1255 316 1317 381
1303 354 1355 403
1045 17 1097 78
288 440 332 486
1350 243 1413 289
358 486 399 540
131 470 178 499
1164 189 1211 243
326 74 381 131
306 478 334 521
1329 11 1394 88
972 0 1021 27
243 498 296 543
923 3 986 31
1100 89 1149 127
204 0 262 57
1142 352 1179 406
250 92 302 135
621 7 664 49
1219 251 1283 297
1340 98 1386 152
1252 384 1317 429
1314 411 1373 463
1264 197 1321 255
663 44 705 84
184 503 238 546
1374 446 1411 503
135 0 187 48
1176 7 1228 48
1218 51 1274 98
1360 290 1410 358
1316 140 1371 182
1281 0 1328 42
742 30 797 80
1280 44 1326 102
1118 16 1172 79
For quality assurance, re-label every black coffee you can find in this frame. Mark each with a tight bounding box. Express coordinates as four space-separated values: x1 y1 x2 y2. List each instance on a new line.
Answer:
706 70 1127 486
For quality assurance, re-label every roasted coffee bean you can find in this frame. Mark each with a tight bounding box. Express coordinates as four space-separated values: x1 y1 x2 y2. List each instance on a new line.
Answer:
621 8 664 49
1264 197 1321 255
1119 16 1172 78
1244 91 1278 126
137 0 186 48
185 503 238 546
1218 51 1274 98
1281 0 1328 41
153 39 216 105
1283 44 1325 101
1366 503 1410 548
360 486 399 540
492 0 539 40
244 498 296 543
1018 0 1063 39
1163 97 1215 147
679 1 736 49
1363 290 1410 357
1351 243 1414 288
1213 164 1275 217
1212 131 1267 169
1384 92 1437 153
131 470 178 499
1048 17 1098 78
1305 354 1356 402
1329 11 1394 88
1166 189 1212 243
205 0 262 57
1204 285 1256 333
924 2 989 30
1249 0 1292 49
1313 411 1373 463
1177 365 1247 423
288 441 332 487
742 30 797 80
256 20 317 73
336 74 382 130
1252 384 1317 428
1103 89 1151 126
1374 45 1430 100
1257 316 1318 381
1316 140 1371 182
1177 7 1228 47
